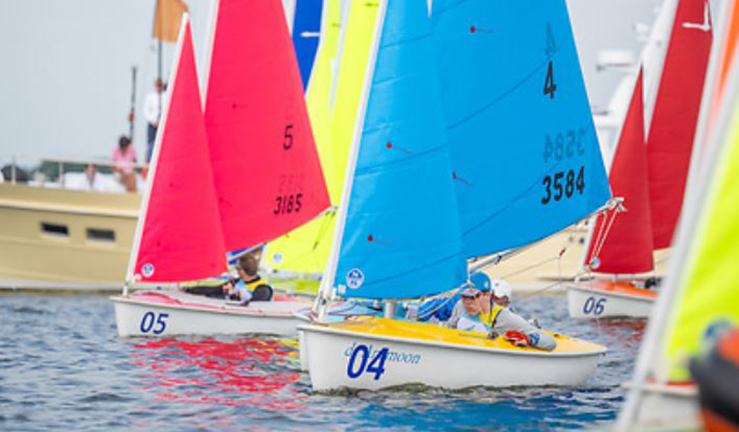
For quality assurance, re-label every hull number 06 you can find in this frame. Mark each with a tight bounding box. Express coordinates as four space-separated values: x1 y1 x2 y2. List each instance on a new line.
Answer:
583 297 606 316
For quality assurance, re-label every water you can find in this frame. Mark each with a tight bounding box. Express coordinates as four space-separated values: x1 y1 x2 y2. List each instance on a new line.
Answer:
0 292 645 431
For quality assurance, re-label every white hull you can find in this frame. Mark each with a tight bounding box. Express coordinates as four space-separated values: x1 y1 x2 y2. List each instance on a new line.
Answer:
298 328 310 371
300 323 605 391
624 383 700 431
112 291 308 337
567 284 654 318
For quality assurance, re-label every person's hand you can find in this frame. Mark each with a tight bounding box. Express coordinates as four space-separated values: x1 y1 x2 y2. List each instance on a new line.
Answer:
504 330 530 347
222 282 234 295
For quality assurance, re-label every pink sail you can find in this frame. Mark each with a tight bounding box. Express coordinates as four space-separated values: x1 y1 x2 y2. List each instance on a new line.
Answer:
586 71 655 274
647 0 713 249
204 0 331 252
133 18 228 282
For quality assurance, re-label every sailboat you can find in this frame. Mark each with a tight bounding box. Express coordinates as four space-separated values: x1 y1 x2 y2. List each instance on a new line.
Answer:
112 0 331 338
298 0 612 391
614 33 739 432
566 0 712 319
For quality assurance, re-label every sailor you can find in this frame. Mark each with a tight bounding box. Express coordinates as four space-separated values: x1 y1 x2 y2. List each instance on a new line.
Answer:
490 278 513 308
446 271 493 328
223 254 274 304
452 279 556 351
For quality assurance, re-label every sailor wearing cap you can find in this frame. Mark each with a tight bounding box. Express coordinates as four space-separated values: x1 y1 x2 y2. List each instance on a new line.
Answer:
449 272 556 351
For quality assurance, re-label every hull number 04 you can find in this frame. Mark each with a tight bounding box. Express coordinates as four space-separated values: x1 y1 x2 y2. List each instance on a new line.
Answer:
347 344 389 380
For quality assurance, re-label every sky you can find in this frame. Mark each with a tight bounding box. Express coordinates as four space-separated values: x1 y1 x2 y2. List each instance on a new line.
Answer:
0 0 659 167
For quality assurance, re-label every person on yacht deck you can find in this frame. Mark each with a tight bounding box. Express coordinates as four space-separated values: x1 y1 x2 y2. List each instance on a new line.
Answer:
453 284 556 351
111 135 138 192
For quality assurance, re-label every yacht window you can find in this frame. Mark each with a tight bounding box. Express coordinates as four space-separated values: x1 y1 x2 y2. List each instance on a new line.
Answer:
86 228 115 242
41 223 69 237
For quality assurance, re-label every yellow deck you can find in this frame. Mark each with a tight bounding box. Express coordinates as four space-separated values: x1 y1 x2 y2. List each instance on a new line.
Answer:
322 317 606 354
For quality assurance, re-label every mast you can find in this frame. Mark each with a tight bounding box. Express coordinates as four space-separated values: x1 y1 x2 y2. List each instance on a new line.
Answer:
125 15 190 292
316 0 388 316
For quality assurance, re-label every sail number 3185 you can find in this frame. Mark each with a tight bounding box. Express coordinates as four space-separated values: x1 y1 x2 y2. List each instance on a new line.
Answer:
542 166 584 205
274 193 303 215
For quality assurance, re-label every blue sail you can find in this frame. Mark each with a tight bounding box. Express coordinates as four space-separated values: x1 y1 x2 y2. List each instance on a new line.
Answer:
292 0 324 90
431 0 611 259
334 0 467 300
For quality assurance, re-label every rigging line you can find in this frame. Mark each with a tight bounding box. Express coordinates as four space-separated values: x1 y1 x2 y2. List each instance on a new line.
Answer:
586 198 625 268
517 269 591 299
588 203 622 268
499 255 563 281
312 209 336 249
587 212 610 266
412 288 462 321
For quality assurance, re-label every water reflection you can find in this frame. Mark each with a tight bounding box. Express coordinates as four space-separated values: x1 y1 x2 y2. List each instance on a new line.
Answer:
129 336 306 410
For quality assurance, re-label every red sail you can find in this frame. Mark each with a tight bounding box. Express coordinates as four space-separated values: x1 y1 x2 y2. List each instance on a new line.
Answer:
133 18 228 282
204 0 331 252
585 71 655 274
647 0 713 249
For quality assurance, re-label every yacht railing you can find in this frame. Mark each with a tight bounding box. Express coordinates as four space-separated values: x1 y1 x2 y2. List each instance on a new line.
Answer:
2 154 148 189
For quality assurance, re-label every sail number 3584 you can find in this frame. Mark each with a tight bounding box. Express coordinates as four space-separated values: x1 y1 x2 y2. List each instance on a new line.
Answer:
542 166 585 205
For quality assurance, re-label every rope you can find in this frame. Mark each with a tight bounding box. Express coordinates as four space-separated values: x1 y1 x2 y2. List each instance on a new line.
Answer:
587 200 626 271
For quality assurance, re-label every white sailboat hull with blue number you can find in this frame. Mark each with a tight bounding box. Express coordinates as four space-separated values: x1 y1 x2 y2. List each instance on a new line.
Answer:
567 281 655 319
300 319 606 391
113 291 308 337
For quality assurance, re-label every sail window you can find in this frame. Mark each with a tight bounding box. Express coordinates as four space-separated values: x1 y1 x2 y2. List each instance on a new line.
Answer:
41 223 69 237
86 228 116 242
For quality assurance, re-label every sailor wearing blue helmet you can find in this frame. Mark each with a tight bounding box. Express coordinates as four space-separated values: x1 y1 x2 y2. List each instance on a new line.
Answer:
449 272 556 351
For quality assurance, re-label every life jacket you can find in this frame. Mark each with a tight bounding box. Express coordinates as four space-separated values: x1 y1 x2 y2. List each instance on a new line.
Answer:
245 277 273 301
483 304 504 328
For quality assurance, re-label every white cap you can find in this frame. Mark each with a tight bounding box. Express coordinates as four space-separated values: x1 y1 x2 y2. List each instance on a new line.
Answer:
490 279 512 298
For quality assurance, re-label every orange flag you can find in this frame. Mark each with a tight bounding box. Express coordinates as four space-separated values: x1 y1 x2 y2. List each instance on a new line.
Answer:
152 0 189 43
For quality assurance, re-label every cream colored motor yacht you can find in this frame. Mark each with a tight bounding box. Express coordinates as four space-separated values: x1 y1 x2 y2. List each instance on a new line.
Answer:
0 159 141 290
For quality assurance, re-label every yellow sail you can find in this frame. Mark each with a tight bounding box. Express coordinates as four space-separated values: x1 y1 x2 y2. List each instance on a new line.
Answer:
262 0 380 280
661 74 739 382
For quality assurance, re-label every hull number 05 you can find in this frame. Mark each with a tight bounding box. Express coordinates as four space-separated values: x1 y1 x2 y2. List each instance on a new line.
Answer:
140 312 169 334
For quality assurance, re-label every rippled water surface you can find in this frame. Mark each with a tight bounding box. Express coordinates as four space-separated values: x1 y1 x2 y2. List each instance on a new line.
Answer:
0 292 645 431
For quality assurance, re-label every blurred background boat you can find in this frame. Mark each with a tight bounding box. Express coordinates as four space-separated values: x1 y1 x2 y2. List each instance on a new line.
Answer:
0 157 142 290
